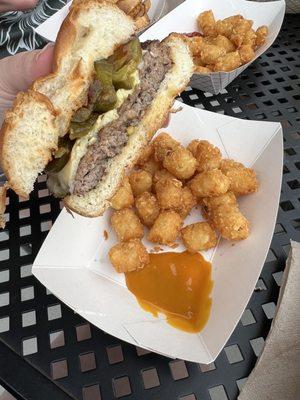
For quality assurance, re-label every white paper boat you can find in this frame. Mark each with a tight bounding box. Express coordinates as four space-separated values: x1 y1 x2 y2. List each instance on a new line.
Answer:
140 0 285 94
35 0 285 94
33 101 283 363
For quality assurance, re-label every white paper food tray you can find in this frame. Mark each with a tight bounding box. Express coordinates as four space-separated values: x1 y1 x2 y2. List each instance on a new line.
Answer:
140 0 285 94
32 101 283 363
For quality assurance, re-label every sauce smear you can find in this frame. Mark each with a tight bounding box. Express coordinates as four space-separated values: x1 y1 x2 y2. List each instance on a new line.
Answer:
125 251 213 333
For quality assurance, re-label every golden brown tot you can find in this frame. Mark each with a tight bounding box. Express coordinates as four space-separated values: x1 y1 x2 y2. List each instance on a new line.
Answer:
109 239 149 273
148 210 182 245
110 177 134 210
135 192 160 227
181 222 217 253
111 208 144 241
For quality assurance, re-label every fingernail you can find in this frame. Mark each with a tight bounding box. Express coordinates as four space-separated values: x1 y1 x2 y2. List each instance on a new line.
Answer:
36 42 55 61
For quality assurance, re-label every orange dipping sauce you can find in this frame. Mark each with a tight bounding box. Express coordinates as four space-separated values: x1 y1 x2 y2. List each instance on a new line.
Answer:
125 251 213 333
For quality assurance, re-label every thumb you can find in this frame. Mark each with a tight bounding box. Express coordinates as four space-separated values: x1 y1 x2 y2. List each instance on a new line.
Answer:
0 43 54 122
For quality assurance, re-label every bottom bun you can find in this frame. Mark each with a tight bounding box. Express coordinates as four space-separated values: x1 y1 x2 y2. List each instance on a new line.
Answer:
64 35 194 217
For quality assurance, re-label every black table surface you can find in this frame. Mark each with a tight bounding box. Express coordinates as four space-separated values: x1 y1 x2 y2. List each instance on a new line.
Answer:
0 12 300 400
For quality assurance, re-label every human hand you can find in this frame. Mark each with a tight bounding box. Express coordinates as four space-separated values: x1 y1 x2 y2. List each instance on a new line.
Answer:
0 43 54 126
0 0 38 12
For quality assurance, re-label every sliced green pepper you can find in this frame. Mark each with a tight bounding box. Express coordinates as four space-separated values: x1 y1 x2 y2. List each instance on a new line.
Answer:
45 137 74 174
69 113 98 140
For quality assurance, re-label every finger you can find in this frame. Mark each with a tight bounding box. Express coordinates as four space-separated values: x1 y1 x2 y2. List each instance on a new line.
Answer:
0 0 38 12
0 43 54 124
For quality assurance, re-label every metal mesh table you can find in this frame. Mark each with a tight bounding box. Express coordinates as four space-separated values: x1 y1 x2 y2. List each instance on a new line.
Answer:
0 13 299 400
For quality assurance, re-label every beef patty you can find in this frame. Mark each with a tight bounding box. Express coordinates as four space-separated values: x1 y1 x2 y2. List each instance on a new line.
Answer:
73 40 172 196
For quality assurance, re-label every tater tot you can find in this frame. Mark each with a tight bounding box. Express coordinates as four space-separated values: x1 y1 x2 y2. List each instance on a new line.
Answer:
188 36 205 56
110 177 134 210
242 29 257 47
195 65 212 74
230 19 253 47
163 147 197 180
220 159 258 196
178 187 197 218
213 51 242 72
201 192 237 218
200 43 226 65
239 44 255 64
223 15 243 25
189 170 230 198
140 157 161 175
129 170 152 196
111 208 144 241
156 178 183 210
209 204 250 240
187 140 201 156
255 26 268 48
195 140 222 172
109 239 149 273
209 35 236 53
153 133 180 162
152 168 176 191
135 192 160 227
136 143 154 165
148 210 182 245
181 222 217 253
197 10 217 37
215 19 234 38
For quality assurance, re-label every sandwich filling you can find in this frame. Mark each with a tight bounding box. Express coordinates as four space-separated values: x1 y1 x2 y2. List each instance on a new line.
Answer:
47 38 172 197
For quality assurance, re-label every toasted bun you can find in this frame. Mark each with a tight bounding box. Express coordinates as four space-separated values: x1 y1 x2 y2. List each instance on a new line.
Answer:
0 0 136 197
64 34 194 216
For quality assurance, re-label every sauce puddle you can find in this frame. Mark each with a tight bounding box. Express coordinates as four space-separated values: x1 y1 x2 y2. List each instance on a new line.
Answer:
125 251 213 333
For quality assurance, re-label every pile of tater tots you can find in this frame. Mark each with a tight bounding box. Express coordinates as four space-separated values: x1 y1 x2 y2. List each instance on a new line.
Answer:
187 10 268 73
109 133 259 273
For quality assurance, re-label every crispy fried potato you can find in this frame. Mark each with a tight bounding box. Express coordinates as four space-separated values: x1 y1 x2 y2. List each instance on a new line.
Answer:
230 18 253 47
156 177 183 210
215 19 234 38
110 177 134 210
163 147 197 180
194 140 222 172
197 10 217 37
152 168 176 191
239 44 255 64
200 43 226 64
111 208 144 241
136 143 154 165
135 192 160 227
213 51 242 72
189 170 230 198
188 36 205 56
148 210 182 245
187 140 201 156
140 157 161 175
202 192 237 218
208 34 236 53
178 187 197 219
153 133 180 162
109 239 149 273
255 25 268 48
209 204 250 240
195 65 212 74
220 159 258 196
129 170 152 196
181 222 217 253
242 29 257 47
